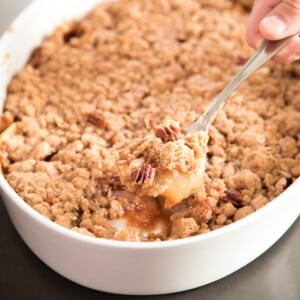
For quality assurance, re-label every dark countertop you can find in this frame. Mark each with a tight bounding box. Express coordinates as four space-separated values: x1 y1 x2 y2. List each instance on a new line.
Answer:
0 1 299 299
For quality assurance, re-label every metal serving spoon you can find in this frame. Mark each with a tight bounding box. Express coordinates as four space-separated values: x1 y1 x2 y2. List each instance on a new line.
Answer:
185 33 299 133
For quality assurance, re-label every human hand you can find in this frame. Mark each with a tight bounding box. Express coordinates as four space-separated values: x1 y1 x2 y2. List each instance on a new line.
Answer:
246 0 300 63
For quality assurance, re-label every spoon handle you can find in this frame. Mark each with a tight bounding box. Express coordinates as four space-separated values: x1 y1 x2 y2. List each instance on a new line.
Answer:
185 34 298 133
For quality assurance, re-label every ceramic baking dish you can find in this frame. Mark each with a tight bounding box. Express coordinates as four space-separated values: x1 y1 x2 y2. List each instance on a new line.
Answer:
0 0 299 295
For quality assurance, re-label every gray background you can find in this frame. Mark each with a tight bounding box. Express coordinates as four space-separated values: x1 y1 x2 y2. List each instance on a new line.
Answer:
0 1 299 299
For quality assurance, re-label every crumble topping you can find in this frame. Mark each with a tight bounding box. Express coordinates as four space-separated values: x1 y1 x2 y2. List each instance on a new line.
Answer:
0 0 299 241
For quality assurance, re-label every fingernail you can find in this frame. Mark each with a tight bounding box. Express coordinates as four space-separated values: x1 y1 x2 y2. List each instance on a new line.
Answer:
261 16 286 35
289 54 300 62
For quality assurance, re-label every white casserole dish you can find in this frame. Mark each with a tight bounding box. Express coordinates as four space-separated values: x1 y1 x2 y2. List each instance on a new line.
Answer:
0 0 299 295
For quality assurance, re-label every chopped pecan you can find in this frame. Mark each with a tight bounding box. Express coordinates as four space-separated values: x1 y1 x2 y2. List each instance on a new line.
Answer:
64 23 85 43
131 164 156 185
155 123 182 142
221 189 243 207
87 113 107 129
236 56 248 66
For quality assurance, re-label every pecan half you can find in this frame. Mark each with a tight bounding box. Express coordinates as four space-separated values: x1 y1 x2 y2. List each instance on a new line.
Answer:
155 123 182 142
131 164 156 185
87 113 107 129
221 189 243 207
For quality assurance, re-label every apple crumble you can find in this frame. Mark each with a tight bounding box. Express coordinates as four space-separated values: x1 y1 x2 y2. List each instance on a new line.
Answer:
1 0 299 241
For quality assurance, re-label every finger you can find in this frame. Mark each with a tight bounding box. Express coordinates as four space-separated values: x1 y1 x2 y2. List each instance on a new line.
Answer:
272 36 300 63
260 0 300 40
246 0 280 48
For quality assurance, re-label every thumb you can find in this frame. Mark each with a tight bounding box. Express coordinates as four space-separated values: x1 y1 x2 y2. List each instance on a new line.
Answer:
259 0 300 40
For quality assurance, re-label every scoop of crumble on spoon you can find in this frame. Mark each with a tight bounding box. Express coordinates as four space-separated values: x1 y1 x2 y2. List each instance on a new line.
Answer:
115 119 208 208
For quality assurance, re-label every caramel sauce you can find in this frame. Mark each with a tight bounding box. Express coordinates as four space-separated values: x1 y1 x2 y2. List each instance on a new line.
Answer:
125 197 170 232
113 191 170 240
